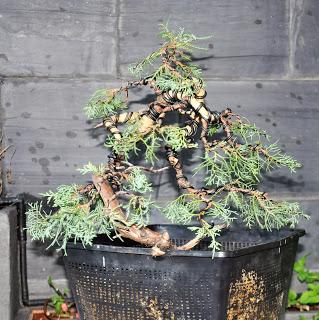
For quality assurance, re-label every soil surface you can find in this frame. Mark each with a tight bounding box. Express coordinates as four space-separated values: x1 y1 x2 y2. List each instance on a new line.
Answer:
28 309 77 320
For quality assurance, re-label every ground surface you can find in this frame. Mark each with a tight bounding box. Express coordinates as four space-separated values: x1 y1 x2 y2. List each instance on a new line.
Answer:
15 307 313 320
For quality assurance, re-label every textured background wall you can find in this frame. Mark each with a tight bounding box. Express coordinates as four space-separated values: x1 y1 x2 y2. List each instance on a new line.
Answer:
0 0 318 299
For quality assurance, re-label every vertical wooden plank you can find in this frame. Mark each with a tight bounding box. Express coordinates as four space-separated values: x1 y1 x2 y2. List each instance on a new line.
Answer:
291 0 319 76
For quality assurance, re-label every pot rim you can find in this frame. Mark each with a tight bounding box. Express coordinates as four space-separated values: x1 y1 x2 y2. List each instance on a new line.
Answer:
66 225 305 258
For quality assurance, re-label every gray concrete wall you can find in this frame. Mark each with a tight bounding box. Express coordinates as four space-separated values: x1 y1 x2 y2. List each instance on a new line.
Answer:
0 0 318 299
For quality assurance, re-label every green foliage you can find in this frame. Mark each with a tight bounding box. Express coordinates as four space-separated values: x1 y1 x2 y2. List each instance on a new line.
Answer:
223 189 308 231
194 150 232 187
206 201 236 225
163 194 203 224
207 123 221 136
194 142 265 188
105 119 162 161
288 255 319 317
85 89 127 120
231 121 269 143
231 120 301 172
224 191 245 210
105 119 143 159
78 162 106 175
300 313 319 320
129 24 210 97
107 123 197 160
106 121 195 161
159 23 211 51
125 195 157 227
224 144 262 186
164 193 241 245
126 168 153 194
153 67 203 98
288 289 298 308
240 197 308 231
27 186 119 253
129 24 208 76
195 123 302 190
41 184 80 208
128 47 162 77
51 293 65 315
144 130 162 164
161 126 197 151
189 221 223 257
294 255 319 283
264 142 302 172
299 284 319 305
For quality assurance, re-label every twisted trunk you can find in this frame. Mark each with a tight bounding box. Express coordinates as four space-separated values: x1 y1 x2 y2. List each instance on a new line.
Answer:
92 175 171 256
92 175 205 255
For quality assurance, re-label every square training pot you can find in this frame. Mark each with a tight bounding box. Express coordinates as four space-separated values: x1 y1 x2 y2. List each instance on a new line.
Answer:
64 225 304 320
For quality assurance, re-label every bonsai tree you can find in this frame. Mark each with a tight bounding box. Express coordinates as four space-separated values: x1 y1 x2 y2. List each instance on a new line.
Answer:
27 25 308 257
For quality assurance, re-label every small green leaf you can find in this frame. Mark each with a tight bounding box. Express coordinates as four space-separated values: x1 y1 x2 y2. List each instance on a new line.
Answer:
299 290 319 305
55 301 62 315
207 124 220 136
308 283 319 293
125 167 153 194
288 289 298 307
304 272 319 284
295 255 308 274
294 255 319 284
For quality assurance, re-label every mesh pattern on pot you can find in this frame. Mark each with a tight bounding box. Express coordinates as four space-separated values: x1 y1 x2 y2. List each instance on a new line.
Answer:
64 226 302 320
171 238 256 251
67 262 216 319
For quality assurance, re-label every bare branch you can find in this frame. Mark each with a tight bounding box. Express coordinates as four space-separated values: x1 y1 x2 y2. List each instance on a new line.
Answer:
121 161 170 174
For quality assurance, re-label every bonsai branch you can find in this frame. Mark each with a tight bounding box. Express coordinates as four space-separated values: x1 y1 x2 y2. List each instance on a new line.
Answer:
121 161 170 174
165 146 216 198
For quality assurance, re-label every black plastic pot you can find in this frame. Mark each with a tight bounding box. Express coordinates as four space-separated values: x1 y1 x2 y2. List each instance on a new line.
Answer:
64 225 304 320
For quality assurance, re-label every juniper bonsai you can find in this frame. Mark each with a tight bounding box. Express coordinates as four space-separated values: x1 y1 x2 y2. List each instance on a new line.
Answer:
27 25 308 256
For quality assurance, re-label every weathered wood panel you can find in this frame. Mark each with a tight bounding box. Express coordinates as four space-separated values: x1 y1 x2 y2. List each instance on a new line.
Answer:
2 79 110 195
3 79 319 199
119 0 289 78
0 0 117 77
291 0 319 76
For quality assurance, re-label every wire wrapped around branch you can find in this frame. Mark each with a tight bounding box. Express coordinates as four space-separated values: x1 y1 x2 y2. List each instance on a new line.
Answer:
100 111 141 140
165 146 216 199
